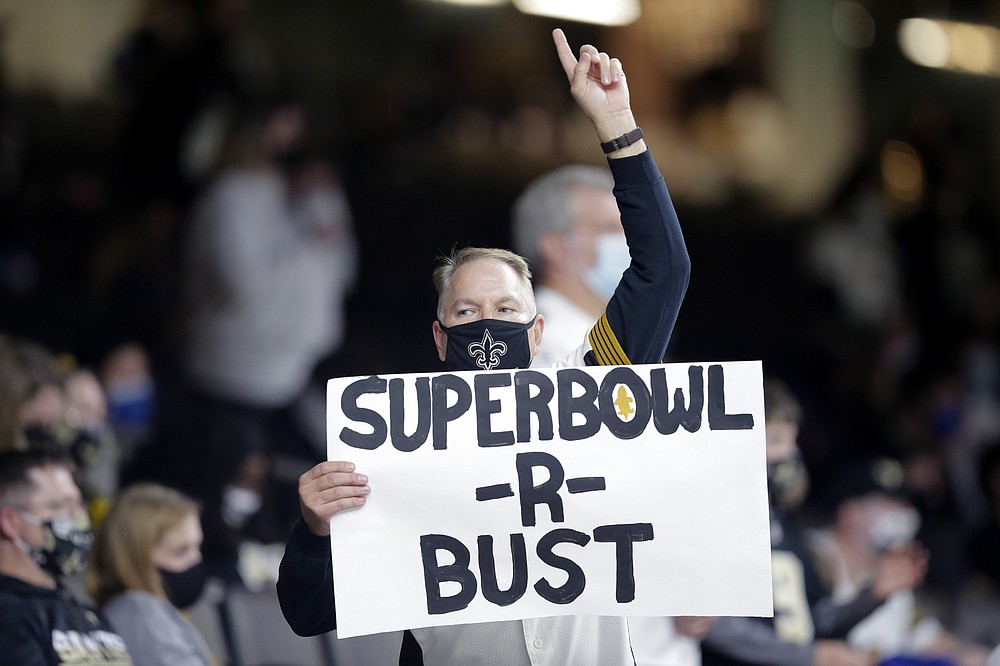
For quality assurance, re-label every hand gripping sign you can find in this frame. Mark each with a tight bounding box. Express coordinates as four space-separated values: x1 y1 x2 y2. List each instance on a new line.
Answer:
327 361 773 638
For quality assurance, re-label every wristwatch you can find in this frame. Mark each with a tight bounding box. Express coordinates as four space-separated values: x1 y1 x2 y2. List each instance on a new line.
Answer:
600 127 644 154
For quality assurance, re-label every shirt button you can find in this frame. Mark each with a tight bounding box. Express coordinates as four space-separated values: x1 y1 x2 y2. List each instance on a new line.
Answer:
533 639 544 649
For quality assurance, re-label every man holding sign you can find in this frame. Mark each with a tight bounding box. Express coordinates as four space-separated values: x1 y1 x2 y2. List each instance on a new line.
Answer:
277 27 696 664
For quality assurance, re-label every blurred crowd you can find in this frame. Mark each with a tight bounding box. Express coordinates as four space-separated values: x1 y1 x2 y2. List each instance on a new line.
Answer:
1 0 1000 665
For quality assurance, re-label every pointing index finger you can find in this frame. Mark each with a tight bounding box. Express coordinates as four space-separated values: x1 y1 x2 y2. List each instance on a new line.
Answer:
552 28 577 82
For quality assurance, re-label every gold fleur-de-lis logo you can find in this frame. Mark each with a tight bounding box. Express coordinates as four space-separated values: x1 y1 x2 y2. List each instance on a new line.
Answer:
614 385 635 420
468 329 507 370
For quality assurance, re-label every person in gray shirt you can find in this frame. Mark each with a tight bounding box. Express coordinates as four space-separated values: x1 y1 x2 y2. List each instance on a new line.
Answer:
87 483 214 666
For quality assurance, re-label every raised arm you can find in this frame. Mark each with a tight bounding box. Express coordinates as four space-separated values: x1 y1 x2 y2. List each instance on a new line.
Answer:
551 29 690 367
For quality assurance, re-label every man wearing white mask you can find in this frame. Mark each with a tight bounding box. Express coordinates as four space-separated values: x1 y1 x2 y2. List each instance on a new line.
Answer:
511 165 632 368
701 381 929 666
808 458 992 666
511 162 713 664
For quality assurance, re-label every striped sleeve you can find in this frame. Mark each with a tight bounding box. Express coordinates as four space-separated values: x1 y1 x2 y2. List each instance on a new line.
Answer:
587 313 631 366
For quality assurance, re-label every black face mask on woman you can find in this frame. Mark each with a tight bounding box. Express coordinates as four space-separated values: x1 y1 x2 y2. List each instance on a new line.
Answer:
158 561 208 610
437 317 536 372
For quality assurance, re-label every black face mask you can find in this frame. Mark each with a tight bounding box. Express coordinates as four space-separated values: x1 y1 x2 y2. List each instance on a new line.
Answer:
15 510 93 579
438 317 536 372
159 561 208 610
766 452 809 511
23 423 101 470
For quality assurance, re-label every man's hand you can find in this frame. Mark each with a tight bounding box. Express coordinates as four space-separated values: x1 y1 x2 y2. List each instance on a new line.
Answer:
873 542 929 601
298 461 370 536
552 28 644 155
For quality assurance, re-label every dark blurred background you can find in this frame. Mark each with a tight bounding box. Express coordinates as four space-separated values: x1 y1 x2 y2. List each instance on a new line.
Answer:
2 0 1000 627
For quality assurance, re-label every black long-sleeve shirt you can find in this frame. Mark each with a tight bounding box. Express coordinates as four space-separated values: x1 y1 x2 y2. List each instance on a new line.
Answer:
0 574 133 666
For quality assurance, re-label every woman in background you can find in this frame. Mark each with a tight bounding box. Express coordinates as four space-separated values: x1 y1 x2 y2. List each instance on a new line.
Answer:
87 482 214 666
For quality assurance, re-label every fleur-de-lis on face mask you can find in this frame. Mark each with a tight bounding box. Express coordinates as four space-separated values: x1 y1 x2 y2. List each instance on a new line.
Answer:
468 329 508 370
438 317 536 372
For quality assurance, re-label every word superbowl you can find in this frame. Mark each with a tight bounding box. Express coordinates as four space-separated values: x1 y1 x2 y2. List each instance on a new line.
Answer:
337 364 754 450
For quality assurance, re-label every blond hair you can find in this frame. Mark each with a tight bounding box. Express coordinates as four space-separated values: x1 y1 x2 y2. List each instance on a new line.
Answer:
0 337 64 452
432 247 535 321
86 483 199 607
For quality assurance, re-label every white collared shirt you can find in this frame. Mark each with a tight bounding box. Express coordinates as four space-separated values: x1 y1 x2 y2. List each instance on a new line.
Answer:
412 616 633 665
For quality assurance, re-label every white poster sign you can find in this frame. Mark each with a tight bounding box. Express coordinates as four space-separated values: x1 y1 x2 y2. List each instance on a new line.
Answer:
327 361 772 638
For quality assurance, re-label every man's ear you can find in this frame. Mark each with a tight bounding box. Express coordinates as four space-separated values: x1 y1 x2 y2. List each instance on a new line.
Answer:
0 505 21 540
538 232 566 266
529 314 545 359
432 320 448 362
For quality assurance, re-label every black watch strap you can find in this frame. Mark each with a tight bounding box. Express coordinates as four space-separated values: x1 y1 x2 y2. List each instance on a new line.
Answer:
600 127 644 154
